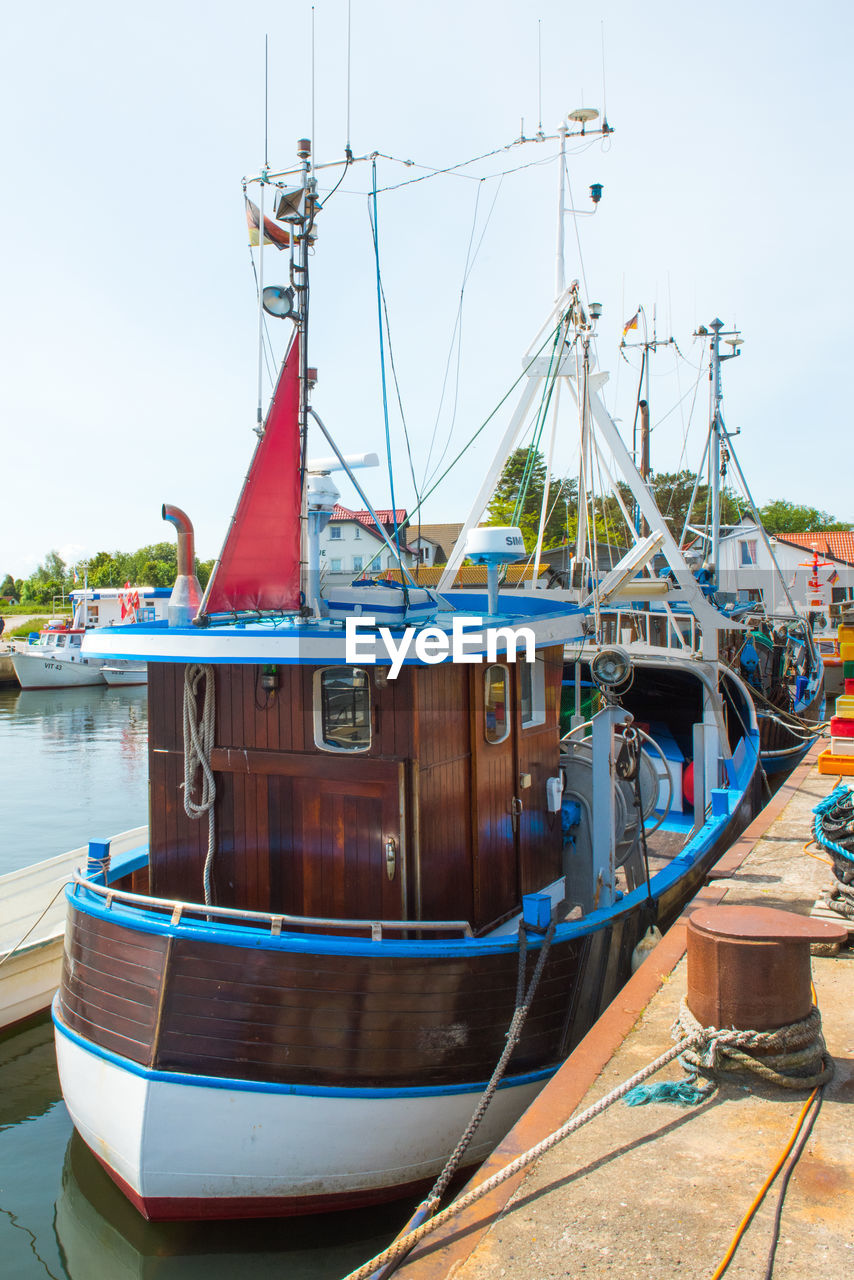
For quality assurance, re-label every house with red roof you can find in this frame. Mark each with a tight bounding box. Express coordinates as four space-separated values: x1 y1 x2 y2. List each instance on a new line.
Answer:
710 519 854 614
319 506 417 585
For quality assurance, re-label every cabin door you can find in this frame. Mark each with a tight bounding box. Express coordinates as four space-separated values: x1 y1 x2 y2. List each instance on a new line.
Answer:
471 663 520 929
288 761 406 922
471 654 563 931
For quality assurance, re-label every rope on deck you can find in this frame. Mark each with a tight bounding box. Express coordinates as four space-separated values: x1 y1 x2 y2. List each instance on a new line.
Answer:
345 998 834 1280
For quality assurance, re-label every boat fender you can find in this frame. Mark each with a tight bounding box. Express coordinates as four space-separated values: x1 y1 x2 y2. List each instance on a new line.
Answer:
682 760 694 807
631 924 662 972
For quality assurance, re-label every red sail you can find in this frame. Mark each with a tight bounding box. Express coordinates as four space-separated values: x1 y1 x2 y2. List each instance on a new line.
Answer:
203 336 302 615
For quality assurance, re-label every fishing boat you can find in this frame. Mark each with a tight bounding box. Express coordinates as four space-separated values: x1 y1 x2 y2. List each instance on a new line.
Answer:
53 130 762 1222
11 587 169 689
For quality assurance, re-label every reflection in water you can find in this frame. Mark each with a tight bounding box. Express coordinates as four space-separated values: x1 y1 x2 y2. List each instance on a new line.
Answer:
56 1136 417 1280
0 684 149 874
0 1019 417 1280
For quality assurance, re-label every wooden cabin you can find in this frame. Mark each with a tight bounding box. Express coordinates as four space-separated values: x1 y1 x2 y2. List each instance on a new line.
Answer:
147 648 565 933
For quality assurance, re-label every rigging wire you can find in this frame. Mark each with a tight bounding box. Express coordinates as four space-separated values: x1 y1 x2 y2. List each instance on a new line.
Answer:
403 321 565 531
369 159 405 585
247 248 276 387
421 180 484 489
372 140 593 196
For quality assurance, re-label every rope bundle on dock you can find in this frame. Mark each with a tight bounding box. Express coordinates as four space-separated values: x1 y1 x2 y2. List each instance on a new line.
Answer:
813 784 854 920
675 997 834 1090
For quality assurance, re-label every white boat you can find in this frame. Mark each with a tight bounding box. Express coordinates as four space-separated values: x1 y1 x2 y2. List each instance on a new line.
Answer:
11 587 169 689
0 827 147 1030
101 662 149 687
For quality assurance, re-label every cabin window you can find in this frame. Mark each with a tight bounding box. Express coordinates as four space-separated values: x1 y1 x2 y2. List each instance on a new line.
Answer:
70 634 81 647
330 526 342 540
484 664 510 744
520 657 546 728
55 635 67 649
315 667 372 752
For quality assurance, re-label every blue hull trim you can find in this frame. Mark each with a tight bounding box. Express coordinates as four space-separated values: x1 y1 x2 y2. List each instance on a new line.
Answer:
53 1004 554 1100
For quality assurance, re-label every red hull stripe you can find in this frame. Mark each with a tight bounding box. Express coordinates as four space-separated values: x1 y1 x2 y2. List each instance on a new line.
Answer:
91 1148 438 1221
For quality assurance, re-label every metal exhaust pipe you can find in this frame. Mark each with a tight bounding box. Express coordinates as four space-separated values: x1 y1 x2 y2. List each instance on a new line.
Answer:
162 504 202 626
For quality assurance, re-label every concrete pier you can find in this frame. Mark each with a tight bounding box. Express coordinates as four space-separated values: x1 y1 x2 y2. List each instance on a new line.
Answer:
397 746 854 1280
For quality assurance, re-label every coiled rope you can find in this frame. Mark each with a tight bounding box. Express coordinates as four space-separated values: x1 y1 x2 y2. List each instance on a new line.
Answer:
675 997 834 1090
346 996 834 1280
182 663 217 906
813 783 854 919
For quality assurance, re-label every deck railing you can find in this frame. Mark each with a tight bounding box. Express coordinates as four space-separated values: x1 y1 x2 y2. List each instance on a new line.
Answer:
597 606 699 654
72 867 475 940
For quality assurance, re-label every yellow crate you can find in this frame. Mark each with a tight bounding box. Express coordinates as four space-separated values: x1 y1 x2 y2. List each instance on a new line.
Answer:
840 642 854 663
818 748 854 775
838 625 854 645
836 695 854 719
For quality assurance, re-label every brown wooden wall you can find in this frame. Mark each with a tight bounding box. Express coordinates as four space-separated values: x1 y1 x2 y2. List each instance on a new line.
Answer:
147 647 563 931
58 902 604 1089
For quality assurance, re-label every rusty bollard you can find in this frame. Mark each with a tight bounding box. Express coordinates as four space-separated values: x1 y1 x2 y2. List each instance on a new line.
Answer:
686 905 847 1032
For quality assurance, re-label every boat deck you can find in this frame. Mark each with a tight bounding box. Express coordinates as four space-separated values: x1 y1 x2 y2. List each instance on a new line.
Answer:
394 744 854 1280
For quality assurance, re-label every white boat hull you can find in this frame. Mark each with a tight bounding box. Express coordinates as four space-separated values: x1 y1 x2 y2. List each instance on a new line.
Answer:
101 664 148 686
0 827 148 1029
54 1018 542 1220
11 650 106 689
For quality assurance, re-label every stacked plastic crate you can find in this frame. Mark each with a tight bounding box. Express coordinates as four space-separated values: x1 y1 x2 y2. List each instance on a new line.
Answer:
819 621 854 774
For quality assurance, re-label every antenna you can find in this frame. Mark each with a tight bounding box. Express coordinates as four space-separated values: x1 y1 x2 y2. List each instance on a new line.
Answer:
311 5 316 160
600 21 609 129
264 34 269 167
346 0 353 157
537 19 544 137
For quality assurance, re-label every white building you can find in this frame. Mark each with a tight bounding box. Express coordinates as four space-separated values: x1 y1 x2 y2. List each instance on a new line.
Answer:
319 506 417 588
705 520 854 614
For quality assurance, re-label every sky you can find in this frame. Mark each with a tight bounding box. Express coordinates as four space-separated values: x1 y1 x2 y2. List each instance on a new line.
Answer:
2 1 852 578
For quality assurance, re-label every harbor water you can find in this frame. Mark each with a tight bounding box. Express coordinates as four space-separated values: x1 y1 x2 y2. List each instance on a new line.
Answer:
0 683 411 1279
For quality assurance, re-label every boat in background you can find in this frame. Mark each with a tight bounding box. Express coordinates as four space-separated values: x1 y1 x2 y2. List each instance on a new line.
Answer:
0 827 147 1030
11 587 169 689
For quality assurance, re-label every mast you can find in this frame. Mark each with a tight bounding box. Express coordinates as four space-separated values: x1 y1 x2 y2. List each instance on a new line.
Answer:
296 139 313 607
709 317 724 582
699 316 740 585
555 121 567 298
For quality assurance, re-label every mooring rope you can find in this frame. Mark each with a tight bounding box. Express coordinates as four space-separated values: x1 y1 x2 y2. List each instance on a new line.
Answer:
346 1030 712 1280
675 998 834 1090
182 663 217 906
345 994 834 1280
812 783 854 919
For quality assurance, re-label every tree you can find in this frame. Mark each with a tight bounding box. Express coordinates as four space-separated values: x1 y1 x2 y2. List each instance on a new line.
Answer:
485 448 575 551
758 499 850 535
0 574 16 599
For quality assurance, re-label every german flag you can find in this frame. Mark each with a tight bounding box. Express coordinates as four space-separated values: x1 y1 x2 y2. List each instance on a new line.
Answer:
245 197 291 250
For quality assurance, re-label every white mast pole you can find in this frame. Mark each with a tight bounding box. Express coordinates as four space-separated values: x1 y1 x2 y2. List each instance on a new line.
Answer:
709 318 723 582
555 122 567 298
256 177 266 437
